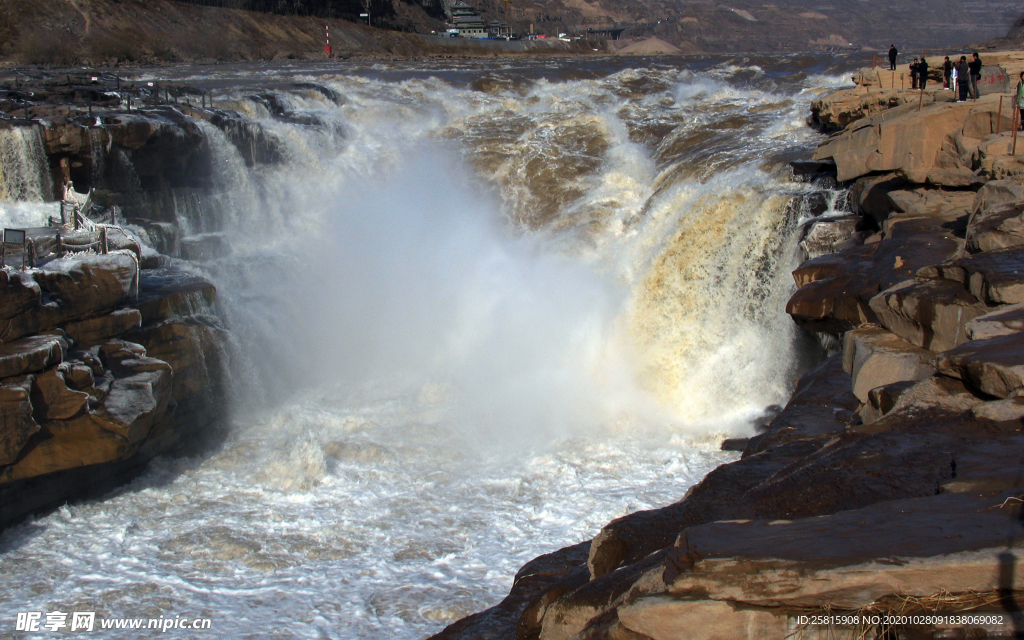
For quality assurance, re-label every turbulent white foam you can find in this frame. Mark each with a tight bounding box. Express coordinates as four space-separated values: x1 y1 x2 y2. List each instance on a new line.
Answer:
0 201 59 230
0 399 732 638
0 55 860 638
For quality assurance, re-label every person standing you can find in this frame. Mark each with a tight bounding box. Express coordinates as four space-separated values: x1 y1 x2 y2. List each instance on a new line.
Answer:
918 57 929 90
1016 71 1024 130
969 51 983 99
889 44 898 70
943 56 952 89
911 58 919 89
956 56 971 102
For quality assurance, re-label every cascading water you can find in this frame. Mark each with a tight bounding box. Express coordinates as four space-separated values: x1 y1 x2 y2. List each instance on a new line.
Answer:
0 55 857 638
0 124 57 229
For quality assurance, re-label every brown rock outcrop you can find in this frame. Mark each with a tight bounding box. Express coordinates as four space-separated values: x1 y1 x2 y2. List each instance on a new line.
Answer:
919 246 1024 305
867 279 987 352
965 179 1024 252
624 492 1024 638
841 326 937 401
0 254 138 343
0 377 39 467
62 308 142 347
0 334 66 378
936 331 1024 398
812 94 1012 183
809 87 936 133
786 216 962 334
967 302 1024 339
526 405 1020 640
132 267 217 324
0 261 224 527
31 368 89 420
1 340 173 484
126 315 228 433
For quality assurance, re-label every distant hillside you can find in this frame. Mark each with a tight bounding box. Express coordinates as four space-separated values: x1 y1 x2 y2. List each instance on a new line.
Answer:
480 0 1021 52
0 0 436 65
1007 10 1024 40
0 0 1018 65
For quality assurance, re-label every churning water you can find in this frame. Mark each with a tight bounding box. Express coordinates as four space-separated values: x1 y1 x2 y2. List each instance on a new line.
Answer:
0 54 856 639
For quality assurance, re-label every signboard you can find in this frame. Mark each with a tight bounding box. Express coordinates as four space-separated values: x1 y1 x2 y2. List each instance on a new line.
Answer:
980 65 1010 94
4 229 26 245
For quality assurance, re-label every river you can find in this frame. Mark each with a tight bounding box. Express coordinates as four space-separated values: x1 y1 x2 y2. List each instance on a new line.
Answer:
0 53 857 639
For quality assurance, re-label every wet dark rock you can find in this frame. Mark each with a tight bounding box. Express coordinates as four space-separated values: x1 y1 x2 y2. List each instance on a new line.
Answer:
718 438 748 452
868 278 988 352
30 368 89 421
850 172 906 223
789 160 836 179
787 219 962 333
0 335 66 379
918 246 1024 305
62 308 142 347
936 331 1024 398
180 232 232 262
431 542 591 640
798 215 866 261
0 377 39 467
967 302 1024 340
131 267 217 324
743 354 858 457
582 353 865 583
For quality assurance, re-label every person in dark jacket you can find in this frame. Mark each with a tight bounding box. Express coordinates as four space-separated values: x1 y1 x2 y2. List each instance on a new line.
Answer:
956 56 971 101
969 51 983 99
910 58 919 89
943 56 952 89
889 44 898 70
917 57 929 90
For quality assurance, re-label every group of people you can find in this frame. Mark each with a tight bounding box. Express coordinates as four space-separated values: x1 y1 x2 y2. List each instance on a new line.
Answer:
943 53 983 101
890 43 1024 131
887 45 982 101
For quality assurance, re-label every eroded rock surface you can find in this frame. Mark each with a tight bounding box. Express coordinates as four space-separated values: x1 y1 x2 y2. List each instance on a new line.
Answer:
0 256 226 527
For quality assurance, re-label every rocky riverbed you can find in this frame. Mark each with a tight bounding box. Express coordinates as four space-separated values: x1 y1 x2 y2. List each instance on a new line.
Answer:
433 59 1024 640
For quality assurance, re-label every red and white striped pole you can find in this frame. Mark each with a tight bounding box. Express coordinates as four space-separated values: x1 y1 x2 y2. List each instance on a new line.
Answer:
325 19 333 57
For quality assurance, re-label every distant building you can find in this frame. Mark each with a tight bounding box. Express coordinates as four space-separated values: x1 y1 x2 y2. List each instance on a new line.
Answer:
446 2 509 38
586 27 625 40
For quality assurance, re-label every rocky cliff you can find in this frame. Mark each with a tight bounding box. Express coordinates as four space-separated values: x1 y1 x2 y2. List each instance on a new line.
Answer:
432 57 1024 640
0 79 248 528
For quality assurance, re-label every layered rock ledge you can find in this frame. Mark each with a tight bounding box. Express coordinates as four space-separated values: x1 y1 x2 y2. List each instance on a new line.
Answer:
0 254 227 528
0 81 251 529
433 58 1024 640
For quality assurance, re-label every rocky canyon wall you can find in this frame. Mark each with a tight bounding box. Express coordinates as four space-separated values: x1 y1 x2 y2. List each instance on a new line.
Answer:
0 81 273 528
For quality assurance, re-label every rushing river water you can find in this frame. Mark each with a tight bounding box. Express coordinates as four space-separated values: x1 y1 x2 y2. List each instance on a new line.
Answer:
0 54 857 639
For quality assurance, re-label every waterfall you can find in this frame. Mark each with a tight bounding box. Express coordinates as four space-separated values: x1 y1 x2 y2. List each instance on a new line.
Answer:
0 55 859 640
0 125 57 228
